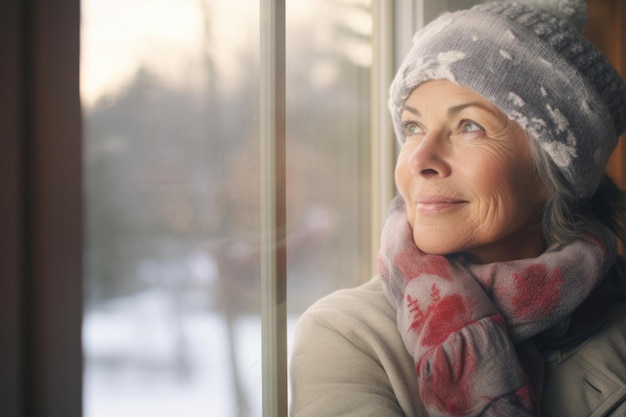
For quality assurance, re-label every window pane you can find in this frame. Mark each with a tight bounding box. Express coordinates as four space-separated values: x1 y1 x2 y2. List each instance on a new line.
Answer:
285 0 372 313
81 0 372 416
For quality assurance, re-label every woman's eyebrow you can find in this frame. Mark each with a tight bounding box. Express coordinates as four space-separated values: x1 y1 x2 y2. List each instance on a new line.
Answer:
403 104 420 116
403 101 493 117
447 102 492 117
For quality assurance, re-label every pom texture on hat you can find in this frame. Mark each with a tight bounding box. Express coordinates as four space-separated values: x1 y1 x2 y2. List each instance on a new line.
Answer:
389 0 626 198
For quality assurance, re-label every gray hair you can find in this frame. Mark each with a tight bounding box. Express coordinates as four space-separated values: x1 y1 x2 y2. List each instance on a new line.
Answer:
529 133 626 247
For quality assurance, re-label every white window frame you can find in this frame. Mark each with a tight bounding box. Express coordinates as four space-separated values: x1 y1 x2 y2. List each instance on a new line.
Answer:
260 0 288 415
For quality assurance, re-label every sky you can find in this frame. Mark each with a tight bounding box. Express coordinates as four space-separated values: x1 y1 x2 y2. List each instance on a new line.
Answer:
80 0 261 107
80 0 369 108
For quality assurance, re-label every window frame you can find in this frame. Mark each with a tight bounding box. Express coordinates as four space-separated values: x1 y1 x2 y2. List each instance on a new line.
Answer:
1 1 83 417
260 0 288 415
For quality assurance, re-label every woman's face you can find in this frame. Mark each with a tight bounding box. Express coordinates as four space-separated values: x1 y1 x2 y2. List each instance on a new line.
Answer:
395 80 547 263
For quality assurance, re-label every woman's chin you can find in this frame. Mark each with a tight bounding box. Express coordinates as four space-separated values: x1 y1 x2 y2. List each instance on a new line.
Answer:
412 238 458 257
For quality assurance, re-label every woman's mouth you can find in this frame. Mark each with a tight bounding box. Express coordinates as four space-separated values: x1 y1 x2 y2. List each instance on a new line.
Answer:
414 196 466 213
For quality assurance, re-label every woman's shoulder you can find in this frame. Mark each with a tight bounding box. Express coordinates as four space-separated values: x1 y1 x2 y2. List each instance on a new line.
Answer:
293 276 400 354
299 276 394 320
290 276 425 417
541 301 626 416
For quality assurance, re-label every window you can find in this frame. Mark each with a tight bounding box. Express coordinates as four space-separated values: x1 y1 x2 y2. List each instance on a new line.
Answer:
81 1 379 416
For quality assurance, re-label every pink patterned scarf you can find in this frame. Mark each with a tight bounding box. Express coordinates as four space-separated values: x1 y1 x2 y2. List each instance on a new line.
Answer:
378 196 617 416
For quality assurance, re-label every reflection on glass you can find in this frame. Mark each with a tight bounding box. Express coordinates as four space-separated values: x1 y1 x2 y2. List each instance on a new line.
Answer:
81 0 371 416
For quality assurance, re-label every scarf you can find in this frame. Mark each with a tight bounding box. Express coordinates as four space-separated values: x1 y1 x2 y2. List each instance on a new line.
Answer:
378 196 617 417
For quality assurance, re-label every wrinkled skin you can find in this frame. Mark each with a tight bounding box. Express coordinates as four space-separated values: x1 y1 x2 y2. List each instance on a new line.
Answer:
395 80 548 263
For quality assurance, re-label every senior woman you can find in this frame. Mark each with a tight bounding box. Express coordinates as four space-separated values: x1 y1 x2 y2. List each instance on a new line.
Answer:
290 0 626 416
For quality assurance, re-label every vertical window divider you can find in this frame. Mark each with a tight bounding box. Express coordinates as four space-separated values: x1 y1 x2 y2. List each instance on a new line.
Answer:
370 0 395 272
260 0 288 416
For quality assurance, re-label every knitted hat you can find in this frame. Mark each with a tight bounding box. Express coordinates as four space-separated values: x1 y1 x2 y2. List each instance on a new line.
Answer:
389 0 626 198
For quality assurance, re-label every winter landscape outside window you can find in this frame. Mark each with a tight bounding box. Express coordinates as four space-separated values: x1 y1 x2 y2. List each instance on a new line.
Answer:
81 1 374 415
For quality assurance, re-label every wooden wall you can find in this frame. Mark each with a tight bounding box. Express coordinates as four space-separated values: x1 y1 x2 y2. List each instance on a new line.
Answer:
585 0 626 189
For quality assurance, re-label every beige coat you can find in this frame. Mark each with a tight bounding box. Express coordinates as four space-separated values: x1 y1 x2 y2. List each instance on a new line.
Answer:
290 275 626 417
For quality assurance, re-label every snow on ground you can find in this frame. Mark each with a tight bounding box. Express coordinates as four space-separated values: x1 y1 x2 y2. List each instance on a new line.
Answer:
83 289 297 417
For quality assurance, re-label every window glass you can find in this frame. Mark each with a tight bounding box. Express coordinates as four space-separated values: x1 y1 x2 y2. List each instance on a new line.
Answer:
81 1 372 416
285 0 373 312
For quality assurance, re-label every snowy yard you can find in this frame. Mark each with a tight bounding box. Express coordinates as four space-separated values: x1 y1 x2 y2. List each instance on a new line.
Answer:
83 289 297 417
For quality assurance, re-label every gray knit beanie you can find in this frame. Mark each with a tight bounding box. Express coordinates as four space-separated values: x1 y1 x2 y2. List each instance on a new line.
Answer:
389 0 626 198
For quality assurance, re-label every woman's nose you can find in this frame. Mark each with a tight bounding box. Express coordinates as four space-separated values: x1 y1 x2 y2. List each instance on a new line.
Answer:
408 132 451 178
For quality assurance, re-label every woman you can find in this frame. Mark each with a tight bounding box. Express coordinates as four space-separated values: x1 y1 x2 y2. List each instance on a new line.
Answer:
290 0 626 416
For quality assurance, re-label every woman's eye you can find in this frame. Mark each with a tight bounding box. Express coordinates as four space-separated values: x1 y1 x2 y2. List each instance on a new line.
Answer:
460 119 484 134
403 122 422 136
